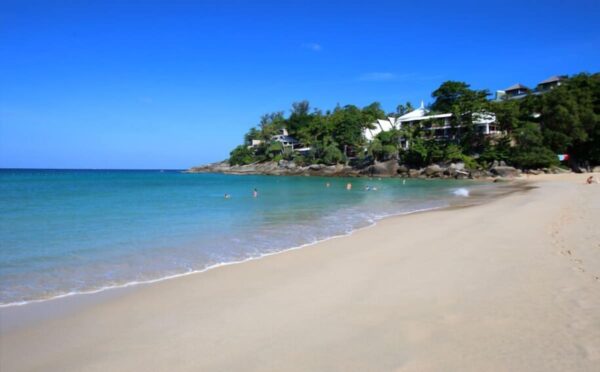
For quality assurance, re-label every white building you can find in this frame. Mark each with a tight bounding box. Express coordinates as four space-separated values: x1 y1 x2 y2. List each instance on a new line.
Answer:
364 101 500 149
363 117 400 141
271 128 299 148
248 139 264 148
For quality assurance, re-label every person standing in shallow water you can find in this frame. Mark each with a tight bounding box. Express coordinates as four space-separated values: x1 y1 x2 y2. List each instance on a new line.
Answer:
346 183 352 190
253 188 258 198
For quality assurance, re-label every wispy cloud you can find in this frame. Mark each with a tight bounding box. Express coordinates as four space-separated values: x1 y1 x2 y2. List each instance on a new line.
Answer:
358 72 398 81
357 72 444 82
301 42 322 52
138 96 154 104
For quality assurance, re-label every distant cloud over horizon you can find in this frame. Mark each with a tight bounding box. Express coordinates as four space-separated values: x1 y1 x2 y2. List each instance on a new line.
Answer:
301 42 322 52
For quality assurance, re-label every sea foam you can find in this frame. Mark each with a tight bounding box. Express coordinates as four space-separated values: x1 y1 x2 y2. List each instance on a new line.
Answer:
452 188 470 197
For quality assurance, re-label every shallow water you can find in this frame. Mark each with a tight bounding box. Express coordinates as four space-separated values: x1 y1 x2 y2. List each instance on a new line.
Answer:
0 169 487 306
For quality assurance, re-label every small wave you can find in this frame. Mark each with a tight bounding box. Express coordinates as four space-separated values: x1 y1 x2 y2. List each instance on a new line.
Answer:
452 188 470 197
0 205 445 308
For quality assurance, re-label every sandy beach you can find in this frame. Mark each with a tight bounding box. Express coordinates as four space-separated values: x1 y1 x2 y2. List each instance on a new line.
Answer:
1 173 599 371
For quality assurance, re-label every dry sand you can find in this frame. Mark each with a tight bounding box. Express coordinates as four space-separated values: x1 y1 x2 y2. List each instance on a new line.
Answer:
1 173 599 371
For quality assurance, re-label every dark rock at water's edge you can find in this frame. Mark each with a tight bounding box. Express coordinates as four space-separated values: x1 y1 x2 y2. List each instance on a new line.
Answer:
363 160 399 177
188 160 362 177
187 160 574 180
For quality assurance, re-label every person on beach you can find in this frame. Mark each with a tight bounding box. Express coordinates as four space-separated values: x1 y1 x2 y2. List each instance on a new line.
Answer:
586 176 594 184
253 188 258 198
346 182 352 190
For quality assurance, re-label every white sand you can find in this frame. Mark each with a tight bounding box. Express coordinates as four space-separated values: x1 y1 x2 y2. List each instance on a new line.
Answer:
1 173 599 371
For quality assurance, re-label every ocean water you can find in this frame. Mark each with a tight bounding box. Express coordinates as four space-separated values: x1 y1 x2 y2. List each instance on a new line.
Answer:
0 169 482 306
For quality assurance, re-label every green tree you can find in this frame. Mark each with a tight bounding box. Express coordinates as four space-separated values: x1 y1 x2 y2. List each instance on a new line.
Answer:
430 80 490 153
258 112 286 140
539 73 600 163
330 104 369 155
489 99 521 134
265 142 284 159
431 81 487 113
229 145 255 165
403 137 429 167
396 102 414 116
510 123 558 169
288 101 312 135
321 144 345 165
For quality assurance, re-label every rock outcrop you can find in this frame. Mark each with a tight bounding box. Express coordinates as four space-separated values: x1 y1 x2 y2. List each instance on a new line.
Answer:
490 166 521 178
424 164 443 177
364 160 399 177
188 160 573 179
188 161 361 177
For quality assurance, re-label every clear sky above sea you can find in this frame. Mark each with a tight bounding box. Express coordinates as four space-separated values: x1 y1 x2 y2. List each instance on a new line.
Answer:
1 0 599 169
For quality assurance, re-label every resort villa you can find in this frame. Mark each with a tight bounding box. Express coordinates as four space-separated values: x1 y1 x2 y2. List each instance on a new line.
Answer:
494 75 566 100
247 75 565 154
364 101 500 149
365 75 565 149
271 128 299 148
248 128 299 149
248 128 313 154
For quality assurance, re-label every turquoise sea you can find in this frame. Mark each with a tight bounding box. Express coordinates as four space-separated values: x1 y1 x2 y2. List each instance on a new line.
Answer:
0 169 484 306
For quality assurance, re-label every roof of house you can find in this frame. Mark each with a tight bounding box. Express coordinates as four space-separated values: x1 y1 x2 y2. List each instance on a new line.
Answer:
398 101 427 120
272 134 298 143
504 83 529 92
538 75 565 85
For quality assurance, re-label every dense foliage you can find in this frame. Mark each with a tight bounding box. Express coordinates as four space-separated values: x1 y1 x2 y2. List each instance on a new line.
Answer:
229 101 386 165
230 72 599 169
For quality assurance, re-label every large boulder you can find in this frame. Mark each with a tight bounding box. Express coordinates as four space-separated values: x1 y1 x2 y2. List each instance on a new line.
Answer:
408 169 421 178
490 165 520 178
424 164 443 177
469 169 487 179
397 164 409 175
444 162 465 177
278 159 297 169
455 170 470 179
369 160 399 177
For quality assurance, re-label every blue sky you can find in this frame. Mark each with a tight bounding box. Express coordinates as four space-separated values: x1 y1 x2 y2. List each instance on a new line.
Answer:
1 0 599 169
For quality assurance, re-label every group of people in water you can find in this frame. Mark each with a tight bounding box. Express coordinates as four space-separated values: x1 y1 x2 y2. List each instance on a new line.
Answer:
224 181 389 200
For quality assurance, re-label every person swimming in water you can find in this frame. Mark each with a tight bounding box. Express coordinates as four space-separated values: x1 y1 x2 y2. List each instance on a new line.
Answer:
253 188 258 198
224 193 231 199
346 182 352 190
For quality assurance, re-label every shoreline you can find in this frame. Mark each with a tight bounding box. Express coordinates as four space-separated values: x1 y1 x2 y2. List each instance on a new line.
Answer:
0 175 600 370
0 180 524 312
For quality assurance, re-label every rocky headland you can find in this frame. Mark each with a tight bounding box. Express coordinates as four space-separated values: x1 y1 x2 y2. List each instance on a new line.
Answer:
187 160 574 179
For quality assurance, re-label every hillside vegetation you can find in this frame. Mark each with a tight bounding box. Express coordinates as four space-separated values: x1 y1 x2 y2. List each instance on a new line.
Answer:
230 73 599 171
